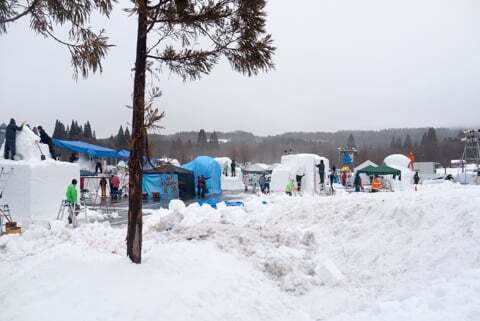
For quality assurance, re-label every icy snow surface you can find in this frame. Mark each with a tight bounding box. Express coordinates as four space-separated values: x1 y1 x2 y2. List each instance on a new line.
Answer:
1 182 480 321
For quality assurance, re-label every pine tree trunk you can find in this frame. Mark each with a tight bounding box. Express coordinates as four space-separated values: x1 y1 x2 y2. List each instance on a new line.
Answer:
127 0 148 264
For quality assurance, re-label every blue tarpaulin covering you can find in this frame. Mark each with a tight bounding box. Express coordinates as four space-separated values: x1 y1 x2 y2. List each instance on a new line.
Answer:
53 139 122 158
197 199 244 209
142 173 179 200
118 150 130 159
342 152 353 165
182 156 221 195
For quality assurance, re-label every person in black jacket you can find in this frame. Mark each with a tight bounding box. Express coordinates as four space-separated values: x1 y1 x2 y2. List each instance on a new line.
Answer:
4 118 23 160
354 173 363 192
315 160 325 189
413 171 420 191
37 126 55 158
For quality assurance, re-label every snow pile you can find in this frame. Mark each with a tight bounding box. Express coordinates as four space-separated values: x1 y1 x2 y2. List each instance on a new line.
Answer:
1 183 480 321
0 126 50 161
383 154 415 190
384 154 410 169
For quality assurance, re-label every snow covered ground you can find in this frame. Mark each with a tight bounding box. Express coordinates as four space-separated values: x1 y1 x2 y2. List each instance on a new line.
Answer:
1 182 480 321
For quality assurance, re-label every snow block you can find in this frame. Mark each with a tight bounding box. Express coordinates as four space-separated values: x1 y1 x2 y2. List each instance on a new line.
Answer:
0 159 79 222
271 154 329 194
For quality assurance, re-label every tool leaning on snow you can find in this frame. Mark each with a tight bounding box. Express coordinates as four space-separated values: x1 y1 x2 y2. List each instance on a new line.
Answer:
0 166 21 235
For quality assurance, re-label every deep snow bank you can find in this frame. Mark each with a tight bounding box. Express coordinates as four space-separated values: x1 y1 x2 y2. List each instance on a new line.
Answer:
1 182 480 321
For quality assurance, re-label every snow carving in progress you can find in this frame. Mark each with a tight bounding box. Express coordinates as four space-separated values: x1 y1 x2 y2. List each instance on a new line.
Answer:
0 126 79 222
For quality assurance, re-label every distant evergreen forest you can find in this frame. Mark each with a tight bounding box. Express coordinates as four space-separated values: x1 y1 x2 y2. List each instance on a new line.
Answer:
0 120 467 167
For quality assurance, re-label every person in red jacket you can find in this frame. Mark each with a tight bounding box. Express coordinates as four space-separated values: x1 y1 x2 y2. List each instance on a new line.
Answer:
110 175 121 199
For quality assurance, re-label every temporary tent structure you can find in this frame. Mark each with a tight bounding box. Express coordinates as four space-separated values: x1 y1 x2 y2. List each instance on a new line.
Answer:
144 164 195 200
357 165 401 177
53 139 124 159
183 156 221 195
354 160 378 173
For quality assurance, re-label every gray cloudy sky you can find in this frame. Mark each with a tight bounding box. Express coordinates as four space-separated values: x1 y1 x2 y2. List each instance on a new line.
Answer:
1 0 480 137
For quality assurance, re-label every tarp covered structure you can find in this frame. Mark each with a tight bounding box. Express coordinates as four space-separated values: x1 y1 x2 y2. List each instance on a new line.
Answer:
182 156 221 195
53 139 122 159
142 173 179 200
144 164 195 200
357 165 401 176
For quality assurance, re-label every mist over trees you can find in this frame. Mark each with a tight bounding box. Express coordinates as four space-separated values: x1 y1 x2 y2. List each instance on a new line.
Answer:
47 119 465 167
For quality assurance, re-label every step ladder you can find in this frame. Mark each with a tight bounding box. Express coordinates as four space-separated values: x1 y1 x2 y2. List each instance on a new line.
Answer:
57 200 87 228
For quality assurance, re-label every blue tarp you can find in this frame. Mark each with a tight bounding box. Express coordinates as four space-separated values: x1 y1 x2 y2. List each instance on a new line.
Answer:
118 150 130 159
142 173 179 200
198 199 244 209
182 156 221 195
53 139 122 158
342 152 353 165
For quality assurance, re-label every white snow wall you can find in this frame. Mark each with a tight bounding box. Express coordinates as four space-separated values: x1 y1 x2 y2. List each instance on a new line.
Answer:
0 160 79 222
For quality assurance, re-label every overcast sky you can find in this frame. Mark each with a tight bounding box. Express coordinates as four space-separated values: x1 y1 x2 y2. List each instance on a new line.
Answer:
1 0 480 137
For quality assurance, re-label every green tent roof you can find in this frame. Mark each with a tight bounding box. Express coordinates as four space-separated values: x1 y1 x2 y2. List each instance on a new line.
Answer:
357 165 401 176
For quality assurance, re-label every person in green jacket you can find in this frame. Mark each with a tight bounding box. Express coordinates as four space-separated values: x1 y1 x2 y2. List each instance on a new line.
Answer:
66 179 78 204
285 179 295 196
66 179 79 224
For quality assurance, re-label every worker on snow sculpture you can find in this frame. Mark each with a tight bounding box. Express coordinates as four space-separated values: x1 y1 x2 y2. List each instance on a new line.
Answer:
296 170 305 193
37 126 55 159
3 118 23 160
408 151 415 171
231 159 236 177
66 179 80 224
315 159 326 190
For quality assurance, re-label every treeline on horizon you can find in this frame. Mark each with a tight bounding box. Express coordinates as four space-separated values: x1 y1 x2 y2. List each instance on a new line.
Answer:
44 119 467 167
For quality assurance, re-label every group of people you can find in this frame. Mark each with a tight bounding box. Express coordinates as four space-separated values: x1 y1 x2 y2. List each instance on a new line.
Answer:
3 118 55 160
222 159 237 177
98 174 121 199
285 160 422 196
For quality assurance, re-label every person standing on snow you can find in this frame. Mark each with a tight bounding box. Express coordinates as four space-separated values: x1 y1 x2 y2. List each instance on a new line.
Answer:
315 160 326 190
285 179 295 196
296 171 305 193
413 171 420 191
354 173 363 192
66 179 80 224
3 118 23 160
110 174 121 199
231 159 236 177
329 166 336 194
99 176 108 198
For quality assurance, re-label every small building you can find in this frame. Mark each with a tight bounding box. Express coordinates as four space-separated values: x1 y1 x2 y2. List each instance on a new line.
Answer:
414 162 441 176
143 164 195 201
